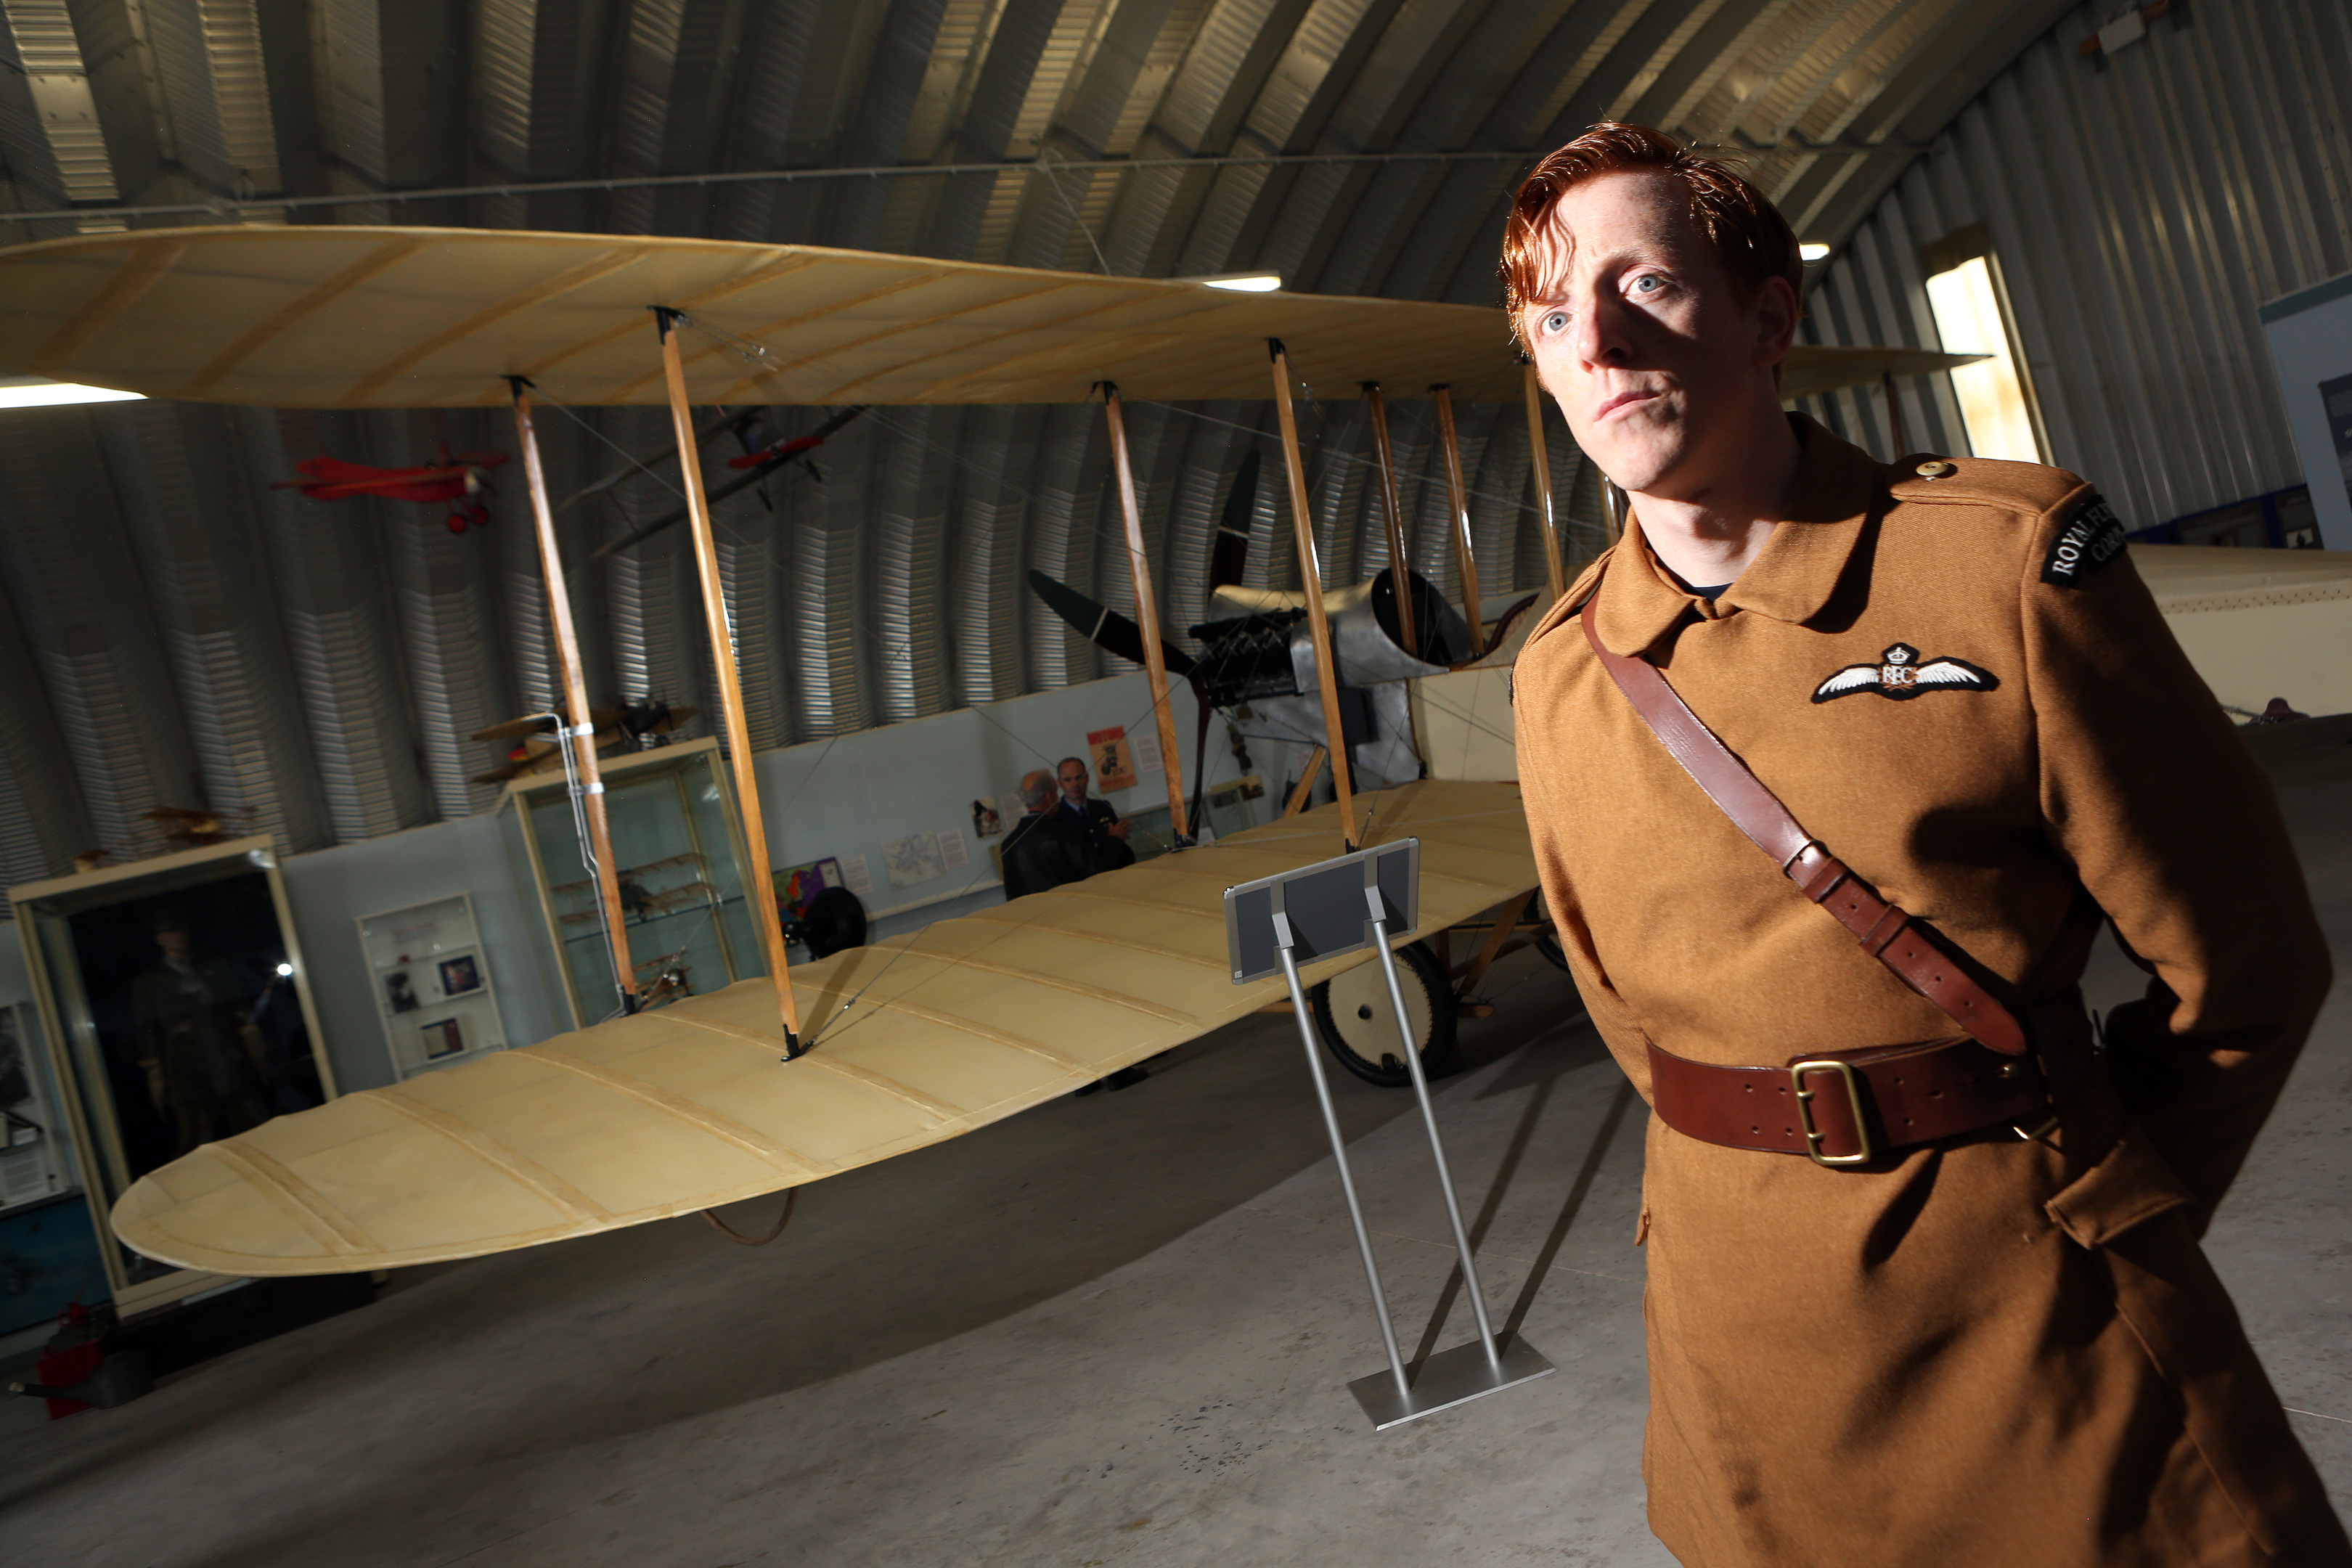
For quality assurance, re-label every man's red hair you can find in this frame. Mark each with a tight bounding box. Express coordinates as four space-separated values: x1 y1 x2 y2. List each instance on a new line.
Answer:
1498 123 1802 346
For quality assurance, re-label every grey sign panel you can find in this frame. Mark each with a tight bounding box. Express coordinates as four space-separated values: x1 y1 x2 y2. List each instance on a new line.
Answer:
1223 839 1419 984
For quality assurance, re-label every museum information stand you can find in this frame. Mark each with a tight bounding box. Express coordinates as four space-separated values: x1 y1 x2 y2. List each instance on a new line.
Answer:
1225 841 1553 1429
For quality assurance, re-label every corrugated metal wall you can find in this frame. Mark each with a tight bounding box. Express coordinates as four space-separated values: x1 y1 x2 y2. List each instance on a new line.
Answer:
1794 0 2352 533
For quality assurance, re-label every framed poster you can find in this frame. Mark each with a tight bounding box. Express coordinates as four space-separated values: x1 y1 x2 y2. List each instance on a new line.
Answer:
356 894 506 1080
1088 726 1138 791
11 836 336 1310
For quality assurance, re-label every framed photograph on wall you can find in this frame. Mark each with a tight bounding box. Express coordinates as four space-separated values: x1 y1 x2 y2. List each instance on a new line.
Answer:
436 954 482 998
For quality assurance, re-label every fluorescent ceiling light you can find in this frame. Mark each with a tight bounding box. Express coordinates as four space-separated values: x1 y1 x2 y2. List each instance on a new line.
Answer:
1193 272 1283 293
0 374 145 409
1800 243 1832 263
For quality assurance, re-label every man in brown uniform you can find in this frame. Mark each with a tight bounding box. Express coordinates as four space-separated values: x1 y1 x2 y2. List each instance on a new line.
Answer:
1506 124 2346 1564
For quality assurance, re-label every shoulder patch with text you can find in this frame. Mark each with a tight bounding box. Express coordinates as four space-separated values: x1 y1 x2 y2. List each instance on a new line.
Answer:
2040 495 2127 587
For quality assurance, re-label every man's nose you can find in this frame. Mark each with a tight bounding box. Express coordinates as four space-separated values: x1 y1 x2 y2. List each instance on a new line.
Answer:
1571 290 1631 369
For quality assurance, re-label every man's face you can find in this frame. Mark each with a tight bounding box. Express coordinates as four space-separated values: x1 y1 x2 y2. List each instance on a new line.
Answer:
1058 762 1089 803
1519 172 1795 499
156 928 190 962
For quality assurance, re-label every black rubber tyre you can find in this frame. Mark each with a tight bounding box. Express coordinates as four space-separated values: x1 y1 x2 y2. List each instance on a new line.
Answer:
1534 929 1572 973
1307 940 1458 1089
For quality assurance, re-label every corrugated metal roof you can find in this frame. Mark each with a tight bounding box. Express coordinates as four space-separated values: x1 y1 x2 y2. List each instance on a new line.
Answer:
0 0 2083 873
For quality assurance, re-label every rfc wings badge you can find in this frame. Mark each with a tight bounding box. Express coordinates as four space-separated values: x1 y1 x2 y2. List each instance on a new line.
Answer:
1812 643 1999 703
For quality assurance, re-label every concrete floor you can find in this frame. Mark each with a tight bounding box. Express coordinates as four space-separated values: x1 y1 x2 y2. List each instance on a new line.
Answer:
4 719 2348 1567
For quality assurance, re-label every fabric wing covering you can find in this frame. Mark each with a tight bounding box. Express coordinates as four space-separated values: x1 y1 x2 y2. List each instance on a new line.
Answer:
113 783 1536 1277
0 225 1972 408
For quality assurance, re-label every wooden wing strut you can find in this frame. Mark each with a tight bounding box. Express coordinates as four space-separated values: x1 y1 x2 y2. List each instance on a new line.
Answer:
508 377 636 1017
653 309 802 1055
1267 339 1357 853
1101 383 1190 845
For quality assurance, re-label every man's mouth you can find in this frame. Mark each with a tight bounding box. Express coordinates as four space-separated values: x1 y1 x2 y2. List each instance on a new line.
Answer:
1594 388 1659 421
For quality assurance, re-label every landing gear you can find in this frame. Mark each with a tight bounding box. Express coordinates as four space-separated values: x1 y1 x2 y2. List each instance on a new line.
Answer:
1307 940 1457 1088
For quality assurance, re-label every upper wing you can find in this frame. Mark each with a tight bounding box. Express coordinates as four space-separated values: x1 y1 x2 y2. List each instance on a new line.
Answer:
110 782 1535 1278
1913 658 1998 690
1810 663 1882 701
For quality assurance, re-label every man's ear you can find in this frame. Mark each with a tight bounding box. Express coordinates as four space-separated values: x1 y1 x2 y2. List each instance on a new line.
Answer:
1752 274 1799 369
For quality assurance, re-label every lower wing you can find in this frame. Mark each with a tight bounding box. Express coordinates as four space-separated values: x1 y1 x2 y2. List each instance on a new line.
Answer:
112 782 1535 1278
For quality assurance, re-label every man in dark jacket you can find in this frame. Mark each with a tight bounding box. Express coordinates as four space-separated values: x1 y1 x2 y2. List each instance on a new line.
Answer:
1056 756 1134 873
1001 767 1149 1095
1000 769 1096 899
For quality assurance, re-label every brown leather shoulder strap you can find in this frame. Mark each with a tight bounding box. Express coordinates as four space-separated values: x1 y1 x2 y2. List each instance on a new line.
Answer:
1577 589 2027 1056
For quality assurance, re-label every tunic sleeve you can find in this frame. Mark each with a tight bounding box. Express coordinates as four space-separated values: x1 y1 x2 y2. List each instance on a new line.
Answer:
2020 496 2332 1228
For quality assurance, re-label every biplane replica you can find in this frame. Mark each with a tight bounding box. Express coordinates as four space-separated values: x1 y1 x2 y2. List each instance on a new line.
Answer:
0 224 1977 1281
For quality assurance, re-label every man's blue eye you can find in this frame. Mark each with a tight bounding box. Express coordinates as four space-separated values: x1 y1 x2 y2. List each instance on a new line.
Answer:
1632 275 1661 293
1543 311 1569 333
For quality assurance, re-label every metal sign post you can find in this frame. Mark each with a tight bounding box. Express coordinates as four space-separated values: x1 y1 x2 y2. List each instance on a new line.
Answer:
1225 841 1554 1429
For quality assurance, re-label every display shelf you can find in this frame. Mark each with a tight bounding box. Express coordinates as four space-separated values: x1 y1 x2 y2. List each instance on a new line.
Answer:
355 894 507 1080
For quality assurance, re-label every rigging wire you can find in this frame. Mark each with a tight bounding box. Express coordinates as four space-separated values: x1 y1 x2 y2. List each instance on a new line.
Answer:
512 380 1464 1053
1131 396 1613 547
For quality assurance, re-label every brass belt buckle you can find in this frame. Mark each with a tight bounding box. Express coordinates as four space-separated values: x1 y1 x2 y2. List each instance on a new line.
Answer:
1789 1058 1873 1167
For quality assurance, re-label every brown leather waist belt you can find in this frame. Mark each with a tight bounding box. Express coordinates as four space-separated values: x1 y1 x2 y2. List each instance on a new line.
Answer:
1578 581 2099 1166
1645 996 2096 1165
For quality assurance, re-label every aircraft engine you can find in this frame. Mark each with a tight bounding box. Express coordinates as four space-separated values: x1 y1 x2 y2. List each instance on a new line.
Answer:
1191 567 1472 788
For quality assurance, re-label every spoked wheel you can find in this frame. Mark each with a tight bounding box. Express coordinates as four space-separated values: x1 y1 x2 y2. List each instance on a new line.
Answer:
1307 941 1458 1088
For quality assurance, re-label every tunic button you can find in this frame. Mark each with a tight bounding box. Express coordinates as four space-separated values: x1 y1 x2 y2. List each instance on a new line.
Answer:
1914 459 1957 479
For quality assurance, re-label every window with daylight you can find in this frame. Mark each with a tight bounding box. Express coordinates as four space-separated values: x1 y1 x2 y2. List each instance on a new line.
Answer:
1921 227 2046 464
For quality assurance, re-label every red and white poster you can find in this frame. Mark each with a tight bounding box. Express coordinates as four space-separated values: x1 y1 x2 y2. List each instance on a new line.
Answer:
1087 725 1138 791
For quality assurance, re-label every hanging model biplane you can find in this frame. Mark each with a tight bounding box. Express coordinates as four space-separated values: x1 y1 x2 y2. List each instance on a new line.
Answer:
0 224 1982 1281
274 442 510 532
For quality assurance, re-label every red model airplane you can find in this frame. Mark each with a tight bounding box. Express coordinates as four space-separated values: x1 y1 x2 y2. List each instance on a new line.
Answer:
275 444 509 532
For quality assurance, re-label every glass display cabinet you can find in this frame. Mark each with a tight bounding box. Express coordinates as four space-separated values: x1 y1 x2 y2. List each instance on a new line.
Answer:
501 738 764 1030
9 836 335 1310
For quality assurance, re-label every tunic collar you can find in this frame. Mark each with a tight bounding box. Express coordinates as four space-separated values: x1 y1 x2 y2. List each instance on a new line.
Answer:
1589 414 1887 658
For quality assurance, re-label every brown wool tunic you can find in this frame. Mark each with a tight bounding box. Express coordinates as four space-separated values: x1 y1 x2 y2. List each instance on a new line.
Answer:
1512 417 2347 1567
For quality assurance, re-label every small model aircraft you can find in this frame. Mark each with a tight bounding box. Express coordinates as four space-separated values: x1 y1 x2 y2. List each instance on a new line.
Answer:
468 701 700 785
274 444 510 533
